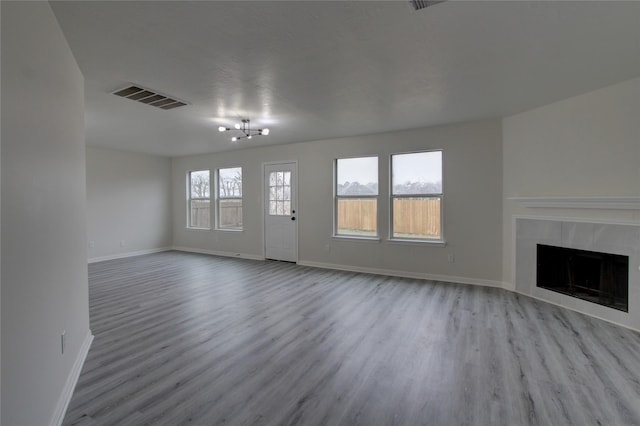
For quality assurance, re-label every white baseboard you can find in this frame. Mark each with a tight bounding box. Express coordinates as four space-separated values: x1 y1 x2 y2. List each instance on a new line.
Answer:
172 246 265 261
50 331 94 426
501 280 517 291
169 248 504 289
297 260 506 289
88 247 171 263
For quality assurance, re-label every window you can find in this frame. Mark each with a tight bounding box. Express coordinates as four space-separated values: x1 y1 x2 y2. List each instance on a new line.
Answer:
391 151 442 240
268 171 292 215
335 156 378 237
188 170 210 229
217 167 242 230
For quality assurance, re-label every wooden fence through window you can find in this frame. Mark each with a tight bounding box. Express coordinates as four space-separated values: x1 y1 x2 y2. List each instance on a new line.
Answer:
190 200 210 228
192 198 440 237
190 200 242 229
337 198 441 237
392 198 441 237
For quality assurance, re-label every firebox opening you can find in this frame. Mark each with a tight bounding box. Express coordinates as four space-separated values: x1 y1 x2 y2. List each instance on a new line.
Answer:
536 244 629 312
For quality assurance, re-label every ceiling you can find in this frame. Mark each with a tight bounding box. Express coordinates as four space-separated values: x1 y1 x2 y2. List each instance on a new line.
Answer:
50 1 640 157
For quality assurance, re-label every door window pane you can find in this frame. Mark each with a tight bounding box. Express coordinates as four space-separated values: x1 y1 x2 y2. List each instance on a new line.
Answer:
269 171 291 216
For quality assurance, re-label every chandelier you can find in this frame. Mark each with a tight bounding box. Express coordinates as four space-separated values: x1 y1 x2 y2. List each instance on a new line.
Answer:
218 119 270 142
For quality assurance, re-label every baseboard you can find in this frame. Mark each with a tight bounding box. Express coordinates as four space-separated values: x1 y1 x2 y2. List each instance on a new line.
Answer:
297 260 506 289
88 247 171 263
50 331 94 426
514 290 640 334
172 246 265 261
501 280 517 291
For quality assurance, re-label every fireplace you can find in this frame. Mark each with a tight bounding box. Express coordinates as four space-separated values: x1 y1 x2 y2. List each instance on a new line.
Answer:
516 217 639 330
537 244 629 312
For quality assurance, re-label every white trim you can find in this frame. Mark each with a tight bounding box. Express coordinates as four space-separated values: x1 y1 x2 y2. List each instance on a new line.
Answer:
514 290 640 334
50 331 94 426
387 238 447 247
332 235 381 243
297 260 506 289
172 246 265 261
508 196 640 210
512 213 640 227
509 214 518 290
88 247 171 264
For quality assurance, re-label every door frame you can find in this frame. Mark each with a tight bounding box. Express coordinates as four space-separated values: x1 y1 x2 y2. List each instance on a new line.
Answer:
262 160 299 262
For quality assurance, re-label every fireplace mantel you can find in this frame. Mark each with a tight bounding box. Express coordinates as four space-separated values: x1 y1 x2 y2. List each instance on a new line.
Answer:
509 196 640 210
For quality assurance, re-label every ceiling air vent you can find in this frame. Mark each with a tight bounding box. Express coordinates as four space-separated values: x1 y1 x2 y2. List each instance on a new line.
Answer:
409 0 446 11
112 85 188 110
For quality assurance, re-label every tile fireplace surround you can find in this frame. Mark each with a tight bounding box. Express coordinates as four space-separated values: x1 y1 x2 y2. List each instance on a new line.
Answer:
516 217 640 331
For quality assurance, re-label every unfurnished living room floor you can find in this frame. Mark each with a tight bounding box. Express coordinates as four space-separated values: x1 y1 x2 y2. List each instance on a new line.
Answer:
63 251 640 426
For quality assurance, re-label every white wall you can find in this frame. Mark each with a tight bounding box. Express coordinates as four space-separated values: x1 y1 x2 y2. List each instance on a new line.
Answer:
86 147 172 261
1 3 91 425
173 120 503 285
503 77 640 290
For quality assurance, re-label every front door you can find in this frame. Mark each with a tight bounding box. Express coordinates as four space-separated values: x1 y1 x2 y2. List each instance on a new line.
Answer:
264 162 298 262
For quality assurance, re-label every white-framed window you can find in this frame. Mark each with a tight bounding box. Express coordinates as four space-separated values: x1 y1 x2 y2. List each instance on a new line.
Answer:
390 150 443 241
335 156 378 237
187 170 210 229
217 167 243 230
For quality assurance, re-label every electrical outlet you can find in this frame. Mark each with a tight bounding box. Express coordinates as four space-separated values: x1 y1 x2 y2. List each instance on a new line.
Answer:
447 254 455 263
61 331 66 354
120 240 126 247
89 240 95 248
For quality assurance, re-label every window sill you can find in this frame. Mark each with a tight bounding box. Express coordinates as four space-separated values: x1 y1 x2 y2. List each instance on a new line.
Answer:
332 235 381 243
216 228 243 232
186 227 211 231
388 238 447 247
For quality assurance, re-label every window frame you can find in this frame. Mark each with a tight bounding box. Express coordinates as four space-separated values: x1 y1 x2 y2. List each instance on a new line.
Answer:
389 150 444 243
187 169 211 230
216 166 243 231
333 155 380 239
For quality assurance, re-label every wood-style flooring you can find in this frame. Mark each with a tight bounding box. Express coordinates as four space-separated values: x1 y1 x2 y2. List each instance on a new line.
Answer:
63 251 640 425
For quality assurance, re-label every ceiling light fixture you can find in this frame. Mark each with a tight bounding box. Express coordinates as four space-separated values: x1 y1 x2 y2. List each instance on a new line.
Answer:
218 119 269 142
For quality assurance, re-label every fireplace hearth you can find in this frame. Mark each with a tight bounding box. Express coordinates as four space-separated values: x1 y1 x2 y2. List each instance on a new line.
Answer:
537 244 629 312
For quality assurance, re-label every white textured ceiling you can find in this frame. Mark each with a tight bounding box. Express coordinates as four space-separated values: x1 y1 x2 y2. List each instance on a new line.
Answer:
50 1 640 157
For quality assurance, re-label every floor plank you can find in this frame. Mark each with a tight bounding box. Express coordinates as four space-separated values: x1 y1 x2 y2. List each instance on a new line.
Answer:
63 251 640 425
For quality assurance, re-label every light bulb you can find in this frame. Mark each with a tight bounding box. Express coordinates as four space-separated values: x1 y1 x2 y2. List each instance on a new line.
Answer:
262 128 270 136
247 135 252 140
218 126 226 132
231 136 238 142
234 123 241 130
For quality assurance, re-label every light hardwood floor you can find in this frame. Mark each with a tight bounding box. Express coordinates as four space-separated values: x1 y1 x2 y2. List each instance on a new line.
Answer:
63 251 640 425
